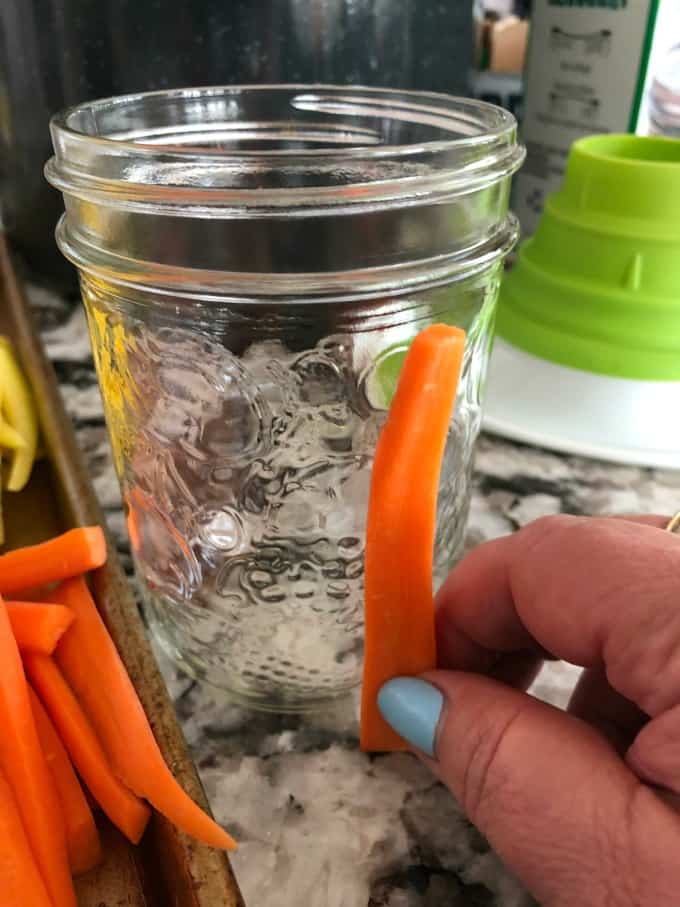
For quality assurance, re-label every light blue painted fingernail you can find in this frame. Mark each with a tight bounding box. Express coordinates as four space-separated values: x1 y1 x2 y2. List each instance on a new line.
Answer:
377 677 444 758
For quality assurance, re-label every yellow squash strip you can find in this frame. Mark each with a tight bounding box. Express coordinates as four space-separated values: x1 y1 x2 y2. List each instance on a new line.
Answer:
0 337 38 492
0 414 27 451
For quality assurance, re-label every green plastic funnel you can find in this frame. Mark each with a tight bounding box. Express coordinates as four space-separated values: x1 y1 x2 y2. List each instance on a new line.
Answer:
497 134 680 380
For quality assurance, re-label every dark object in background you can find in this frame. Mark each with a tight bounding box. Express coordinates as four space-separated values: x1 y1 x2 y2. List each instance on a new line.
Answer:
0 0 474 289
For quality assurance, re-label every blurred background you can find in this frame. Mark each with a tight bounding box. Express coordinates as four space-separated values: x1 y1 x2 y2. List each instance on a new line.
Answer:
0 0 530 289
5 0 679 289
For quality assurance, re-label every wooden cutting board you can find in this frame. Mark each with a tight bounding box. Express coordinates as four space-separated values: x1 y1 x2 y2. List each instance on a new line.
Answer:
0 234 244 907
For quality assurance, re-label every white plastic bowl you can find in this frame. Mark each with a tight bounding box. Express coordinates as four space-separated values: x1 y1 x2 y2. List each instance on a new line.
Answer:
483 339 680 470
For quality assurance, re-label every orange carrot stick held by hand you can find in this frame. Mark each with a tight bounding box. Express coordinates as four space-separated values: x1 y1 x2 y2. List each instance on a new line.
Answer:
360 324 465 753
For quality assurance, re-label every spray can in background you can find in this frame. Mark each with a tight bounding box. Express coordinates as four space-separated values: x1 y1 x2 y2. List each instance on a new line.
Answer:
514 0 680 236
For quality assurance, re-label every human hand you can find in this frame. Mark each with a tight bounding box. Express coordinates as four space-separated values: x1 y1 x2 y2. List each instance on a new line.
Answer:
377 515 680 907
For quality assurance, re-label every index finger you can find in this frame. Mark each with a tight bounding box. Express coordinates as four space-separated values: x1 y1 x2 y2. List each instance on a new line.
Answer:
436 515 679 716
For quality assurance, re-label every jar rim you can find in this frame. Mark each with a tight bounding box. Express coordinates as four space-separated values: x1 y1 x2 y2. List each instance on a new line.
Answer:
46 85 523 295
46 84 522 210
50 83 517 158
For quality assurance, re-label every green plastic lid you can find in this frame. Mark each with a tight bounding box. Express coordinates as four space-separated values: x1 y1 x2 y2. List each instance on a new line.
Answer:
498 134 680 381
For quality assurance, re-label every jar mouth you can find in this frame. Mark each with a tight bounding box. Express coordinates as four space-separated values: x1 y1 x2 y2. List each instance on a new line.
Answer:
46 84 523 212
47 85 523 295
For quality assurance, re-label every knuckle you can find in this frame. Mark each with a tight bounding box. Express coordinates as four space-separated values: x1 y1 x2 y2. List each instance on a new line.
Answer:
513 514 583 573
591 804 639 906
519 513 577 549
607 613 680 716
459 704 527 827
602 543 680 714
627 710 680 791
606 784 680 906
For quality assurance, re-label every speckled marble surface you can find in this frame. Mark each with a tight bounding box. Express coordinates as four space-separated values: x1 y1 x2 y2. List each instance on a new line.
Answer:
30 283 680 907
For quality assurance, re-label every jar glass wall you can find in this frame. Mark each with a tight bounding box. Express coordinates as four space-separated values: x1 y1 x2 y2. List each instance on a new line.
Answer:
47 86 523 709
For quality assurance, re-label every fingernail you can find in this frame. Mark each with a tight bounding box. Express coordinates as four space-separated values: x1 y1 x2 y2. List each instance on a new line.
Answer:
378 677 444 758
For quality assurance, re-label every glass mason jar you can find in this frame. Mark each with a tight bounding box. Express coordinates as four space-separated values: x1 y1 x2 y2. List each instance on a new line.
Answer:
47 86 523 710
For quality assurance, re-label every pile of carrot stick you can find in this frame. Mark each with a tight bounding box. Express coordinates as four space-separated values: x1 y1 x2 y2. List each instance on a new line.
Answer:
0 526 236 907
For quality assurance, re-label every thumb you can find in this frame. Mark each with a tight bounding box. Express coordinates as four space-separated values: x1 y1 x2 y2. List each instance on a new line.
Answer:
378 674 680 907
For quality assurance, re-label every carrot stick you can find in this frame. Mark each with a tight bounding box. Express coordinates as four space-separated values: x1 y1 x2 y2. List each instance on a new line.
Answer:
360 324 466 752
24 653 151 846
7 602 75 654
0 527 107 595
13 583 61 603
0 768 52 907
0 598 77 907
50 577 237 850
28 686 102 877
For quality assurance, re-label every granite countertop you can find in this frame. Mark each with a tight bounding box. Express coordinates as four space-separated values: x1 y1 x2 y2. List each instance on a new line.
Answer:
29 284 680 907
